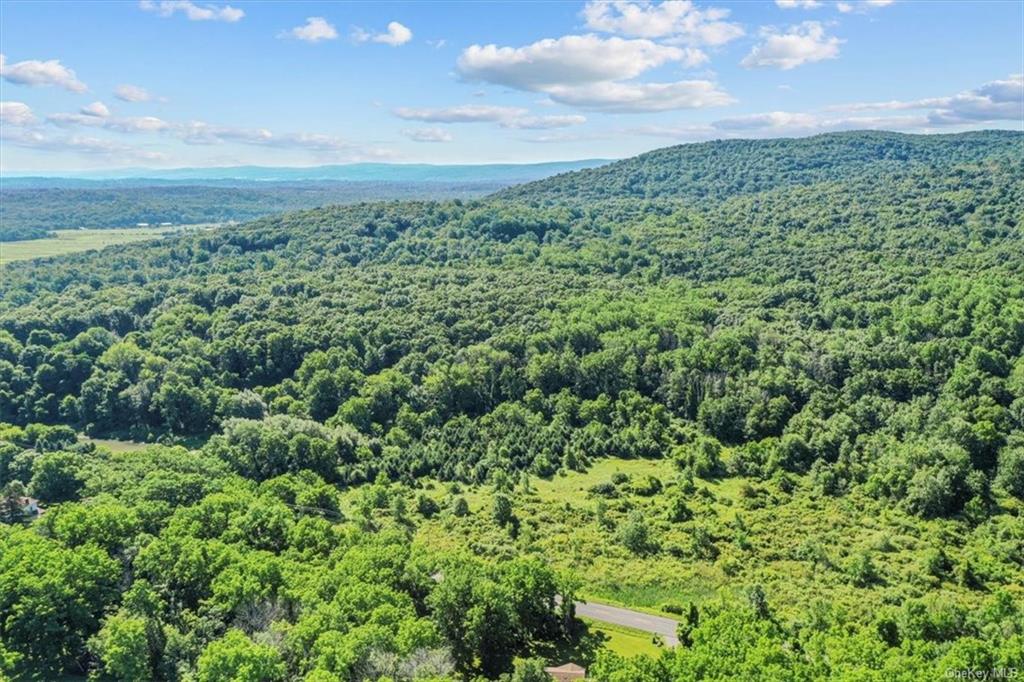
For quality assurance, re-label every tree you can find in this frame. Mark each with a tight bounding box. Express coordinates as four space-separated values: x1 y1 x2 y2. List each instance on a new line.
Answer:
510 657 550 682
0 481 27 524
196 630 285 682
450 496 469 517
0 529 119 677
416 493 440 519
995 446 1024 499
617 510 653 555
666 494 693 523
492 493 514 527
29 450 84 503
89 613 151 682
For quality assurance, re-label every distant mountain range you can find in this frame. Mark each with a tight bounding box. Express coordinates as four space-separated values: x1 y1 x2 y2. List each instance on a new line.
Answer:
1 160 613 188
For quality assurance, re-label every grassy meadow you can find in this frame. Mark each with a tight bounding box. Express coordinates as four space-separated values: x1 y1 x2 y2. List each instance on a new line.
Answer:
0 228 174 264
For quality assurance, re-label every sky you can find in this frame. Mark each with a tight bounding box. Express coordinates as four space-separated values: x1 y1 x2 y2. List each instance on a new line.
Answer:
0 0 1021 171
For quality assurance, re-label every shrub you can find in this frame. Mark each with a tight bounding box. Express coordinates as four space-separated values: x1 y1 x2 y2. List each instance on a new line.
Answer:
617 511 653 554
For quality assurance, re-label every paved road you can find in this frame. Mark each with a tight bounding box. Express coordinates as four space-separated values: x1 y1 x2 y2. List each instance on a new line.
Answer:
441 575 679 648
574 600 680 647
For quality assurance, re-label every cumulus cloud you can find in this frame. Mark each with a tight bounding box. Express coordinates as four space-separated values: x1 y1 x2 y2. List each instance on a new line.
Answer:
775 0 823 8
741 21 842 70
352 21 413 46
39 104 392 158
1 127 168 161
457 34 729 112
175 121 273 145
139 0 243 22
394 104 588 130
459 35 687 88
546 79 733 112
581 1 744 46
394 105 529 123
0 101 37 126
623 74 1023 145
0 54 87 92
81 101 111 118
500 114 588 129
827 74 1024 125
402 127 454 142
48 111 171 133
838 0 894 13
282 17 338 43
115 84 154 102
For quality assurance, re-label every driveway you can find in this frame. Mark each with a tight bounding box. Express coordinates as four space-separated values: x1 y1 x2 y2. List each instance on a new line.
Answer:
574 600 680 647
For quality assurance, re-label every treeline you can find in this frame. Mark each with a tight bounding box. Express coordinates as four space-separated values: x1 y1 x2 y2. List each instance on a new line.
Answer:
497 129 1022 204
0 181 504 241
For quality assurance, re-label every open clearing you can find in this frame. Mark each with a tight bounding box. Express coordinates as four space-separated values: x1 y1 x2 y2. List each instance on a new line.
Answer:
0 224 223 264
79 436 156 454
0 228 173 264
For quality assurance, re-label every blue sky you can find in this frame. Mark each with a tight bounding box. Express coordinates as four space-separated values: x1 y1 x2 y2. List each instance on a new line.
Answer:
0 0 1021 170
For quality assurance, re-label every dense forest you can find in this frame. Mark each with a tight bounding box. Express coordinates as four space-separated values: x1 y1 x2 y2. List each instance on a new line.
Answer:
1 131 1022 681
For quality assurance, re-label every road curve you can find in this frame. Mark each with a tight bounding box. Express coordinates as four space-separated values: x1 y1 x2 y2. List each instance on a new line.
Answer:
574 600 680 647
441 575 679 648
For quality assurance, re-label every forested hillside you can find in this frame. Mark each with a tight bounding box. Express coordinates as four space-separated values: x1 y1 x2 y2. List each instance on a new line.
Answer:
1 131 1023 681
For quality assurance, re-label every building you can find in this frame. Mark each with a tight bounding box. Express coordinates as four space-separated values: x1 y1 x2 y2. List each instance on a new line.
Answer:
17 497 41 517
544 662 586 681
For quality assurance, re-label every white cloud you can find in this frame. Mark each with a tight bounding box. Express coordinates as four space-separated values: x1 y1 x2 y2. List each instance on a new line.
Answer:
775 0 823 8
837 0 894 13
623 74 1023 144
500 114 588 129
352 21 412 46
0 101 36 126
81 101 111 118
0 54 87 92
402 127 454 142
394 104 589 130
741 21 842 70
426 39 447 49
712 111 820 130
581 1 744 46
457 34 729 112
1 127 167 161
48 111 171 133
114 84 155 103
544 79 734 112
519 130 613 144
828 74 1023 125
139 0 243 22
37 104 393 159
176 121 273 145
394 105 529 123
459 35 687 89
283 17 338 43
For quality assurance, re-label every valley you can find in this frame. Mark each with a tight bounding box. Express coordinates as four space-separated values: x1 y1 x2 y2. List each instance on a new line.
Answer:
1 131 1022 681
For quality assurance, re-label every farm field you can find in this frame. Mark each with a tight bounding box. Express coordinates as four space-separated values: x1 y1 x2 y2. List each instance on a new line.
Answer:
0 228 175 264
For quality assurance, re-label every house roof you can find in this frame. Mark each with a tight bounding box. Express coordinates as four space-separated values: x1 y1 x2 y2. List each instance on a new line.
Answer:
544 662 586 673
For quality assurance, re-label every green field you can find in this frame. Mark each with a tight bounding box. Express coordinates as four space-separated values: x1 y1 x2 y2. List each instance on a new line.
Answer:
79 436 156 454
581 618 665 658
0 228 175 264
